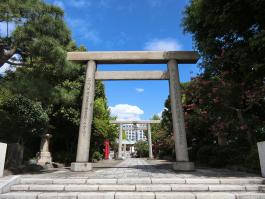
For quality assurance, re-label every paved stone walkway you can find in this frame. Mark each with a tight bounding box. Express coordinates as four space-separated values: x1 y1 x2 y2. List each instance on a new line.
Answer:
21 158 259 179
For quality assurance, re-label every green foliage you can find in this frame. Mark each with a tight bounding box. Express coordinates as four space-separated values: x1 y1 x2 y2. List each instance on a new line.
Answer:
135 140 149 158
154 83 189 160
154 0 265 170
53 151 76 165
122 131 127 140
183 0 265 144
91 151 103 161
90 81 118 159
0 0 117 165
196 145 243 168
0 94 49 159
150 114 160 142
0 0 70 67
245 147 260 171
156 0 265 170
0 95 49 139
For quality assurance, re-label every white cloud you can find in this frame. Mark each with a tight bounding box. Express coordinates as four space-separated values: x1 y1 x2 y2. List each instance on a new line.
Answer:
109 104 144 121
135 88 144 93
157 111 163 118
0 63 12 76
157 107 168 118
144 38 182 51
0 54 22 76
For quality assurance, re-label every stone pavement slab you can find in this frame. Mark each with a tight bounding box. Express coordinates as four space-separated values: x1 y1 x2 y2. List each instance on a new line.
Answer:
20 158 261 180
0 192 41 199
171 184 208 191
79 192 115 199
2 158 265 199
115 192 155 199
155 192 195 199
195 193 235 199
65 185 98 191
99 185 135 191
136 184 171 192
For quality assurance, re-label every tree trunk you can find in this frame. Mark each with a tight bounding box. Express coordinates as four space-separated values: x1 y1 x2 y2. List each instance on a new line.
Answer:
217 132 227 146
236 109 253 145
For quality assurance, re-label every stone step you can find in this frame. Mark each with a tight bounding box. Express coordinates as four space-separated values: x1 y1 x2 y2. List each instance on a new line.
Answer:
10 184 265 192
1 191 265 199
19 177 265 185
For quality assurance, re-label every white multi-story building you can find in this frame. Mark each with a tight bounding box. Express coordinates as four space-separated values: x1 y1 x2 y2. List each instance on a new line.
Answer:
116 124 147 158
122 124 147 142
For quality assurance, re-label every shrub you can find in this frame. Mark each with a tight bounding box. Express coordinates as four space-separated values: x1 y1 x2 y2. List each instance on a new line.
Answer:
196 145 248 168
245 147 260 172
92 151 103 161
53 151 75 166
196 145 213 165
135 141 149 157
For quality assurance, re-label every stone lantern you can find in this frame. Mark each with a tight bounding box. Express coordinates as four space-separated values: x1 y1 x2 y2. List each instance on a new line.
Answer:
36 133 52 166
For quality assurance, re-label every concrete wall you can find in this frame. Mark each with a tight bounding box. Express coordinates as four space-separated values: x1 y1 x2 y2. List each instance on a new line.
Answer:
0 142 7 177
257 141 265 177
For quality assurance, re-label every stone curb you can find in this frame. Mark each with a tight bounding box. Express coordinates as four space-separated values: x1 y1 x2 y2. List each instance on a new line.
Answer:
0 176 21 194
9 184 265 192
1 191 265 199
19 177 265 185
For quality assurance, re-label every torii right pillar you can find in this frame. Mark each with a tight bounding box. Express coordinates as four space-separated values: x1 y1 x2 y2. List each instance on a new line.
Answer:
168 59 194 171
147 123 153 159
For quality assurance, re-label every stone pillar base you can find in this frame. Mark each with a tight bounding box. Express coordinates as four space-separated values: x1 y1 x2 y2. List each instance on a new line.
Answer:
172 161 195 171
71 162 92 172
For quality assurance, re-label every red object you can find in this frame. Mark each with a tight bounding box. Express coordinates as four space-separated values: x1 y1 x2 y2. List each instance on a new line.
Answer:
104 140 110 160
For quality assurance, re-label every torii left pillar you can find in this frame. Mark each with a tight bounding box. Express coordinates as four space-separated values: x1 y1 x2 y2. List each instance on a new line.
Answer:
71 60 96 171
117 124 123 159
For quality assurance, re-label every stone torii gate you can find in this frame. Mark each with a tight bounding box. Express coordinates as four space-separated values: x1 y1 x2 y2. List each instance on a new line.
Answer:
110 120 161 160
67 51 199 172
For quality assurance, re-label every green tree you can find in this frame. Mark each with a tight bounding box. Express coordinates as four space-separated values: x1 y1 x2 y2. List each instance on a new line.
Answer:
178 0 265 169
183 0 265 145
150 114 160 142
0 95 49 157
90 81 118 159
122 131 127 140
0 0 117 164
0 0 71 68
134 140 149 158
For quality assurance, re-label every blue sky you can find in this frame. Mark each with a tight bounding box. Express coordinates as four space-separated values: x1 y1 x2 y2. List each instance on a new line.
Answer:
48 0 201 120
2 0 201 120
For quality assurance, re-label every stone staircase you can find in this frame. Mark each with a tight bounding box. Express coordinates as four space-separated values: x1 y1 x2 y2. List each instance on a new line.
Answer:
1 177 265 198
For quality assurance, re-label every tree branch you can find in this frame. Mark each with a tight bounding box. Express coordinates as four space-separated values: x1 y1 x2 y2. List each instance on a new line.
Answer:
5 60 27 66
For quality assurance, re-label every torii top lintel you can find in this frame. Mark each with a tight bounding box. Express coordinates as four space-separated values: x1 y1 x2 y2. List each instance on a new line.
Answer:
67 51 199 64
